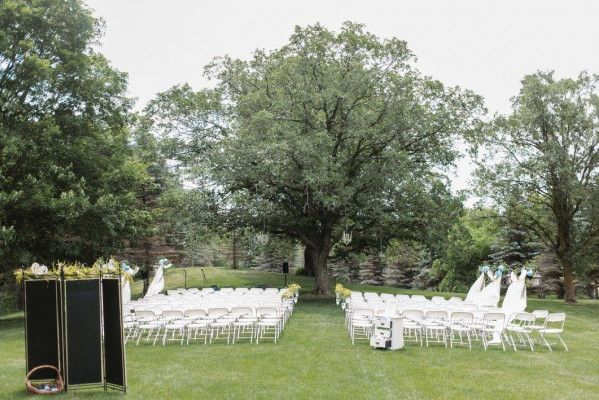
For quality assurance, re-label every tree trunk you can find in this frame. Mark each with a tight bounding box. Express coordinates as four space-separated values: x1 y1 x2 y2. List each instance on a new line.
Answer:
142 239 151 297
301 222 335 294
553 199 577 303
303 247 316 277
561 257 577 303
312 248 331 295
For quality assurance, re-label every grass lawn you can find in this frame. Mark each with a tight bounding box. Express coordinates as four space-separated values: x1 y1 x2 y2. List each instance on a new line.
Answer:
1 267 598 399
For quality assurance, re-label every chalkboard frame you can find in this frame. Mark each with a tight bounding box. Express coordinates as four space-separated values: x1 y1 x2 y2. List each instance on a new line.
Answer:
24 279 62 381
63 278 104 389
102 277 127 392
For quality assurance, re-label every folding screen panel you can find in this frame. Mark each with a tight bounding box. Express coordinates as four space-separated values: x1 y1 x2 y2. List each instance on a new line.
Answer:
24 280 61 380
64 279 103 388
102 278 126 391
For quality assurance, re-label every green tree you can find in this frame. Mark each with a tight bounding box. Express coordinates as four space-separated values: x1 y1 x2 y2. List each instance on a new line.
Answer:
431 208 500 292
474 71 599 303
488 225 540 270
147 22 483 294
0 0 148 270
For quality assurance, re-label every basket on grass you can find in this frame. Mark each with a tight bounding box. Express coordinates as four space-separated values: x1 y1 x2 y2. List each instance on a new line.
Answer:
25 365 64 395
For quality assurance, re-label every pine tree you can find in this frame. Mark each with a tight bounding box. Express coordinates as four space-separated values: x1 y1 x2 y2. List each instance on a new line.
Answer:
358 253 385 286
488 226 541 270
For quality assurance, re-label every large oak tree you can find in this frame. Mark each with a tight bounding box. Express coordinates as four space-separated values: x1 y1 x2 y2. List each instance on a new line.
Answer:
148 22 483 294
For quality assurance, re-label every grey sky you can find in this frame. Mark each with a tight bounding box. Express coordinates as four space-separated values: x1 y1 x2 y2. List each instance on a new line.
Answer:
85 0 599 194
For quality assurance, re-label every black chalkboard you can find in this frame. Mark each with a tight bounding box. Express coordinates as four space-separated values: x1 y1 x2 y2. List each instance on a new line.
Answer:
24 280 61 380
64 279 102 387
101 278 126 389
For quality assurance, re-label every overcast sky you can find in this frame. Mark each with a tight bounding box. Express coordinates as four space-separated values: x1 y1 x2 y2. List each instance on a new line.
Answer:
85 0 599 195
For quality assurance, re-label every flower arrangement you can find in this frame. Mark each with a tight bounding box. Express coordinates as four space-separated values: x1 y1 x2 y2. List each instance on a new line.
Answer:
334 284 352 307
158 258 173 268
14 258 136 284
335 284 352 299
478 265 491 273
281 283 301 300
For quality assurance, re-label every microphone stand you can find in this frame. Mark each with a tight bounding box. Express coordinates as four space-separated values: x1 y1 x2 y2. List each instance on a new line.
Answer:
201 268 207 288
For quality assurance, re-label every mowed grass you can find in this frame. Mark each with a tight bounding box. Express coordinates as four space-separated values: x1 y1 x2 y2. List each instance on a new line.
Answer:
1 267 598 399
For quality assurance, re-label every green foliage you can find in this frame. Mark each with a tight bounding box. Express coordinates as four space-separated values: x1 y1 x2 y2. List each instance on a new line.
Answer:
146 22 484 293
473 71 599 302
0 0 149 272
383 239 428 288
432 208 501 292
488 226 541 270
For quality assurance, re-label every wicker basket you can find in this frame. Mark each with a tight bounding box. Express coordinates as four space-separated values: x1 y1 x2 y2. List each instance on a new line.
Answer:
25 365 64 395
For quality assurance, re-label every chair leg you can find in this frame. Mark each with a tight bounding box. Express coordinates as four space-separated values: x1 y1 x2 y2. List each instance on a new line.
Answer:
557 334 568 351
539 332 552 351
153 326 162 346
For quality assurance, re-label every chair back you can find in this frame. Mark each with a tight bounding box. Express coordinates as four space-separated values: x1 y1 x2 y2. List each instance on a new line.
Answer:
231 306 255 318
532 309 549 319
185 309 207 318
544 313 566 331
162 310 184 320
512 312 536 330
425 310 448 324
256 306 279 318
135 310 156 319
352 307 374 319
482 312 505 325
451 311 473 324
402 309 424 320
207 307 229 319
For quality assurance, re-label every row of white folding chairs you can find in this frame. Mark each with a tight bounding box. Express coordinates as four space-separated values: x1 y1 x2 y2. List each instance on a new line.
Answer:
349 291 464 304
131 297 285 309
130 298 293 317
347 299 483 314
161 287 285 297
127 303 291 346
141 291 285 301
400 309 566 351
130 293 287 306
344 303 567 351
131 292 285 308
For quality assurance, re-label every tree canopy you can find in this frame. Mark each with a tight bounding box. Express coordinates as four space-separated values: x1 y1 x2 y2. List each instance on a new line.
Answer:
0 0 149 269
147 22 484 293
474 71 599 302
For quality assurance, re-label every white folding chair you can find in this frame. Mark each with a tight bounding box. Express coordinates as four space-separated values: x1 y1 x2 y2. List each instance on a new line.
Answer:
449 311 473 349
185 309 210 345
480 312 506 351
537 313 568 352
208 307 233 344
506 312 536 351
256 306 281 343
161 310 186 345
231 306 256 344
123 308 138 344
135 310 162 346
530 309 549 334
401 309 424 346
424 310 448 347
350 308 374 345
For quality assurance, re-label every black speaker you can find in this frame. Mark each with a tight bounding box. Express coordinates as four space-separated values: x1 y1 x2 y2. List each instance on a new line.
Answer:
282 262 289 274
